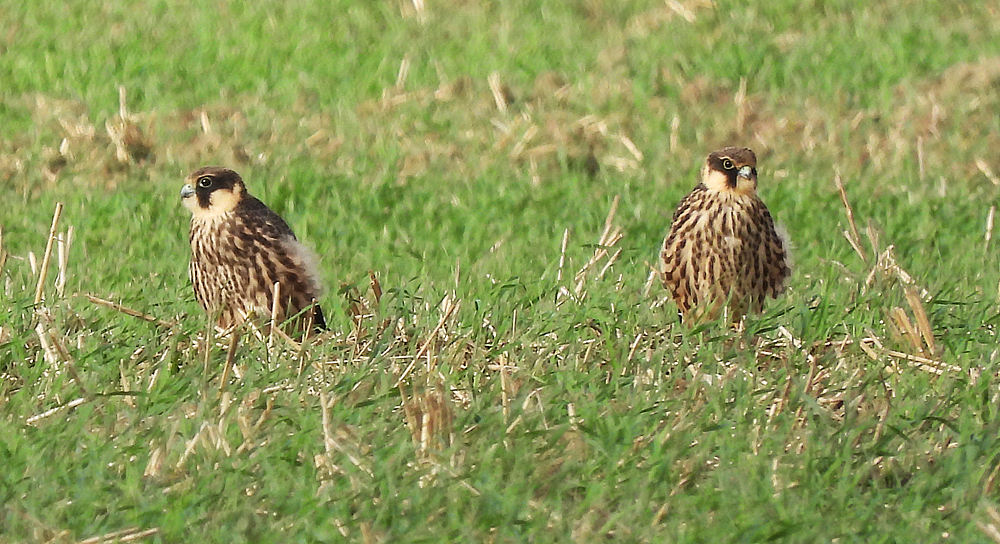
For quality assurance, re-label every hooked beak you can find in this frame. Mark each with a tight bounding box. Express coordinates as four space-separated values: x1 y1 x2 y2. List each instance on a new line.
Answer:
180 184 195 199
737 166 753 180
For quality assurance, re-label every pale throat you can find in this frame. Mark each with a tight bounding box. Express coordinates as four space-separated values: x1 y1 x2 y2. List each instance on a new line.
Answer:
183 186 242 221
701 167 757 198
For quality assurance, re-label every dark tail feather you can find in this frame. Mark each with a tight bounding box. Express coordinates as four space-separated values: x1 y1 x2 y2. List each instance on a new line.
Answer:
311 304 327 333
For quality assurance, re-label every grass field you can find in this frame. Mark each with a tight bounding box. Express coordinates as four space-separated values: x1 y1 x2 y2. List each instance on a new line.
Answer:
3 0 1000 541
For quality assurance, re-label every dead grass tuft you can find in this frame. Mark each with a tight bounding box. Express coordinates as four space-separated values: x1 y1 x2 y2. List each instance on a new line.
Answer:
627 0 714 37
105 86 156 170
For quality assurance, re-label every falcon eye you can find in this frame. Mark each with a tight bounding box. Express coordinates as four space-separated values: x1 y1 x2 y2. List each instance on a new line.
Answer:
197 176 213 188
722 159 735 170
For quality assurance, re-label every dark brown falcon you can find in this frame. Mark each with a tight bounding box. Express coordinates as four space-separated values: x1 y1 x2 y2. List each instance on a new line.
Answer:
181 166 326 336
659 147 790 323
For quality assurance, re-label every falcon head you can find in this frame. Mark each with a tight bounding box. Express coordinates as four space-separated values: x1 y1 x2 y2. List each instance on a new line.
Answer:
701 147 758 195
181 166 246 219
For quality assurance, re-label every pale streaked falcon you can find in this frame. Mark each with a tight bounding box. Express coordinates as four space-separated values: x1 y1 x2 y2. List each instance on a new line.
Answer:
659 147 790 323
181 166 326 336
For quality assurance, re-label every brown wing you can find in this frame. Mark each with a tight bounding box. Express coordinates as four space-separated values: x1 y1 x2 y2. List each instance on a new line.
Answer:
660 185 711 316
189 197 325 334
746 199 791 301
233 197 326 332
